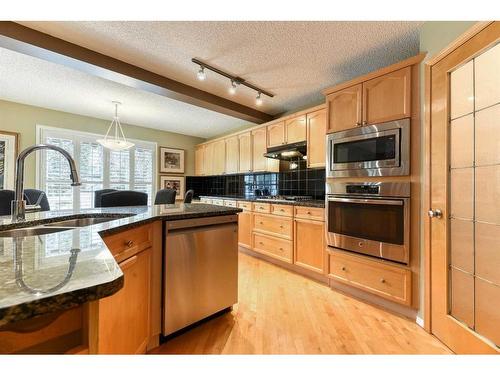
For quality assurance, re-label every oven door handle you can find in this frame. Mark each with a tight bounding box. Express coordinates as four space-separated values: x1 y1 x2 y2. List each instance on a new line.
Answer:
327 197 404 206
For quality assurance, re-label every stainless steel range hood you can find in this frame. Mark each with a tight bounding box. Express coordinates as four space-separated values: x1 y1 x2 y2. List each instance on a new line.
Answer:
263 141 307 161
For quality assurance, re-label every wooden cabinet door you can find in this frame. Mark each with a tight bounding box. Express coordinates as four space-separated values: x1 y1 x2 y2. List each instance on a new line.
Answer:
306 109 326 168
362 67 411 124
294 218 325 274
285 115 307 143
212 140 226 175
238 132 252 173
195 145 205 176
238 211 253 249
203 142 214 176
267 121 285 148
251 128 267 172
225 136 239 174
326 84 362 133
97 248 151 354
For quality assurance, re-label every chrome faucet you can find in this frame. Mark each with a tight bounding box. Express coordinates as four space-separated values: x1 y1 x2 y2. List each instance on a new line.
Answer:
11 144 81 222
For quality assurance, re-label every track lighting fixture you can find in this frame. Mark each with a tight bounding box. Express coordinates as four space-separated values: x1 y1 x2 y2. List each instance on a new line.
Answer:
192 58 273 105
197 66 206 81
255 92 263 106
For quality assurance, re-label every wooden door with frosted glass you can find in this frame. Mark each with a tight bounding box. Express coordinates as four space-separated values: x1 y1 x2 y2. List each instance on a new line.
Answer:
428 22 500 354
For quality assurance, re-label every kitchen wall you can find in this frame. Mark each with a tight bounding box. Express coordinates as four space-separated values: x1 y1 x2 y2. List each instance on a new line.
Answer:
417 21 477 321
0 99 205 188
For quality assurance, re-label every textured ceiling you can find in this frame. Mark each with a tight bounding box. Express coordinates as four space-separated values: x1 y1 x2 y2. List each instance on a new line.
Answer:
6 21 423 136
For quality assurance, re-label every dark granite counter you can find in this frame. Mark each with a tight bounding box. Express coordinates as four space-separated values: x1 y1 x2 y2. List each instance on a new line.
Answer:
0 203 241 326
198 195 325 208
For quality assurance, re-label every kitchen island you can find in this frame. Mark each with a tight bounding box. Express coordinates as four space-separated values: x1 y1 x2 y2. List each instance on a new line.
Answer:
0 203 241 354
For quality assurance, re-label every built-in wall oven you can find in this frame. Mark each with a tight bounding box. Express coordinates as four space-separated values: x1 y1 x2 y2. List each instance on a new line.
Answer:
326 182 410 264
326 118 410 178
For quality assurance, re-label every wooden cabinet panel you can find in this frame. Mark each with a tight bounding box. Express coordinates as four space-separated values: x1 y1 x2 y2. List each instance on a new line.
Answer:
237 201 253 211
212 199 224 206
203 142 214 176
328 250 411 306
306 109 326 168
267 121 285 148
252 128 268 172
238 211 253 249
195 145 205 176
285 115 307 143
294 218 325 273
362 67 411 124
253 213 293 239
253 202 271 214
326 84 362 133
271 204 294 217
238 132 252 173
253 232 293 263
225 136 239 174
223 200 237 207
212 140 226 175
294 206 324 221
102 224 152 263
97 247 151 354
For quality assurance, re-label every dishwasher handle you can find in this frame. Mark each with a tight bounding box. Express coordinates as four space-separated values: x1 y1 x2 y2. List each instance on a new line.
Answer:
165 214 238 231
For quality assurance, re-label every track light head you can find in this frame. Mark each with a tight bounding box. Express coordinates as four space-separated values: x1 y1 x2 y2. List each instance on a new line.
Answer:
256 92 263 106
229 80 237 95
197 66 206 81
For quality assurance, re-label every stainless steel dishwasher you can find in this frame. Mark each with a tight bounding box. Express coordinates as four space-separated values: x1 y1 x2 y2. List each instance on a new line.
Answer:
162 214 238 336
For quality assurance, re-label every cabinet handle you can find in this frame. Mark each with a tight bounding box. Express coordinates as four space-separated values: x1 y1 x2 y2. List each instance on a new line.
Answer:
380 278 386 284
279 247 283 251
307 211 312 215
362 121 367 125
341 266 346 271
280 209 285 212
125 240 134 248
259 221 264 224
279 225 284 229
259 241 264 245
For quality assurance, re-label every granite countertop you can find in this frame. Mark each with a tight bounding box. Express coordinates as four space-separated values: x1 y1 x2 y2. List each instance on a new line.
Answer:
198 195 325 208
0 203 241 327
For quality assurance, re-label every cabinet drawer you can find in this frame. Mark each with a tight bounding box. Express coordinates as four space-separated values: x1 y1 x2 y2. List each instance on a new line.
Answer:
200 198 212 204
253 233 292 263
224 200 237 207
102 224 153 262
237 201 253 211
253 202 271 213
328 250 411 306
294 206 324 221
271 204 294 217
253 213 292 239
212 199 224 206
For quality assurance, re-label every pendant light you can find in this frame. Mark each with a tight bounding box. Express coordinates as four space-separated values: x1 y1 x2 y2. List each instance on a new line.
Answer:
97 101 134 151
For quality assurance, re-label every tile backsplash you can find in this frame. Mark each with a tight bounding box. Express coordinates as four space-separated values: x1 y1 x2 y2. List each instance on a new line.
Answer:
186 162 325 199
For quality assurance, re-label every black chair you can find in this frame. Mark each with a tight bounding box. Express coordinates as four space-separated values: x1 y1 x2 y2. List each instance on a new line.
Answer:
0 190 31 216
24 189 50 211
100 190 148 208
184 189 194 203
154 189 176 205
94 189 117 208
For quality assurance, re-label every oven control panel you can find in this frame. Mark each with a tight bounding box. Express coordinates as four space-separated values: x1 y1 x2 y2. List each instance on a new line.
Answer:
346 185 380 195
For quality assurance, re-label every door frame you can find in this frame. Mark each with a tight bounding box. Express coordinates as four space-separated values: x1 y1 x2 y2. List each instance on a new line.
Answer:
423 21 498 351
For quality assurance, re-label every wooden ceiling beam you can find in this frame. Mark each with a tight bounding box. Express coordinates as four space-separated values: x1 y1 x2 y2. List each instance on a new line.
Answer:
0 21 274 124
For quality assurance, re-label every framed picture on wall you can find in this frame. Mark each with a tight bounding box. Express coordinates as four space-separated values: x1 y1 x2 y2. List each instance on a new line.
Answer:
159 175 185 200
0 131 19 190
159 147 185 174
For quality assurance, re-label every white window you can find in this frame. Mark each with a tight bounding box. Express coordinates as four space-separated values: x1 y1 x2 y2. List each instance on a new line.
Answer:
37 125 156 210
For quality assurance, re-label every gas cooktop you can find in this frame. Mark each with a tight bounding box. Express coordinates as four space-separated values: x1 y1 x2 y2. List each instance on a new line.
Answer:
255 195 313 202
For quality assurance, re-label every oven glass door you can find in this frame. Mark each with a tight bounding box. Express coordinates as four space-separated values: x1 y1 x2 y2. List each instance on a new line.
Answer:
327 197 404 245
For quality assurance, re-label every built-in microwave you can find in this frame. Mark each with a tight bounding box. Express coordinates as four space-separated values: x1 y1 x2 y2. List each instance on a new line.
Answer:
326 118 410 178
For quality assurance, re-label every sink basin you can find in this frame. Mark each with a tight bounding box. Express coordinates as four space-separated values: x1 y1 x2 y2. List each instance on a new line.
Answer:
0 226 72 238
43 215 132 228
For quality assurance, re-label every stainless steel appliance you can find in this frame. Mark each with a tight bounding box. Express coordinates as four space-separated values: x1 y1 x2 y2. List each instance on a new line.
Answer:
326 119 410 178
263 141 307 161
163 215 238 336
326 182 410 264
256 195 313 203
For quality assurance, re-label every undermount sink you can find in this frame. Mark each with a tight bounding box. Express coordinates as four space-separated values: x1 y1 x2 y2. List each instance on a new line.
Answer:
43 215 132 228
0 226 72 238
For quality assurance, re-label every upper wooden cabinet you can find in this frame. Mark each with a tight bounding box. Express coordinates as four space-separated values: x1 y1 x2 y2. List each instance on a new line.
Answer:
326 84 362 133
194 145 205 176
238 132 252 173
225 136 239 174
306 108 327 168
212 140 226 175
285 115 307 144
267 121 286 148
252 127 268 172
362 67 411 124
203 142 214 176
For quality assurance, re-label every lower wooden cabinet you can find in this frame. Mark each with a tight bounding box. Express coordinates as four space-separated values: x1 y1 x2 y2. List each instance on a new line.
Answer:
294 218 325 274
253 232 293 263
328 249 411 306
94 247 152 354
238 210 253 249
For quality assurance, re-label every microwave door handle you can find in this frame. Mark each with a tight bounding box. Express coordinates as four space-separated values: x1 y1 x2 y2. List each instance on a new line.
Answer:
327 197 404 206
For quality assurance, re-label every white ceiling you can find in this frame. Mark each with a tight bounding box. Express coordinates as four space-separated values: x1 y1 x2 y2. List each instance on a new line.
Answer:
3 21 423 137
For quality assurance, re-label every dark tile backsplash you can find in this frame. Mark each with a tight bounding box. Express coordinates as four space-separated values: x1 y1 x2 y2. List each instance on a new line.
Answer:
186 161 325 199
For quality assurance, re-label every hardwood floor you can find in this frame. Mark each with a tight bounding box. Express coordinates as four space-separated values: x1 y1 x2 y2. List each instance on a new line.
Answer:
150 252 451 354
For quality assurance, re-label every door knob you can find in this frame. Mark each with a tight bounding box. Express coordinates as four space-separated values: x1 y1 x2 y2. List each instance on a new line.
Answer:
428 209 443 219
